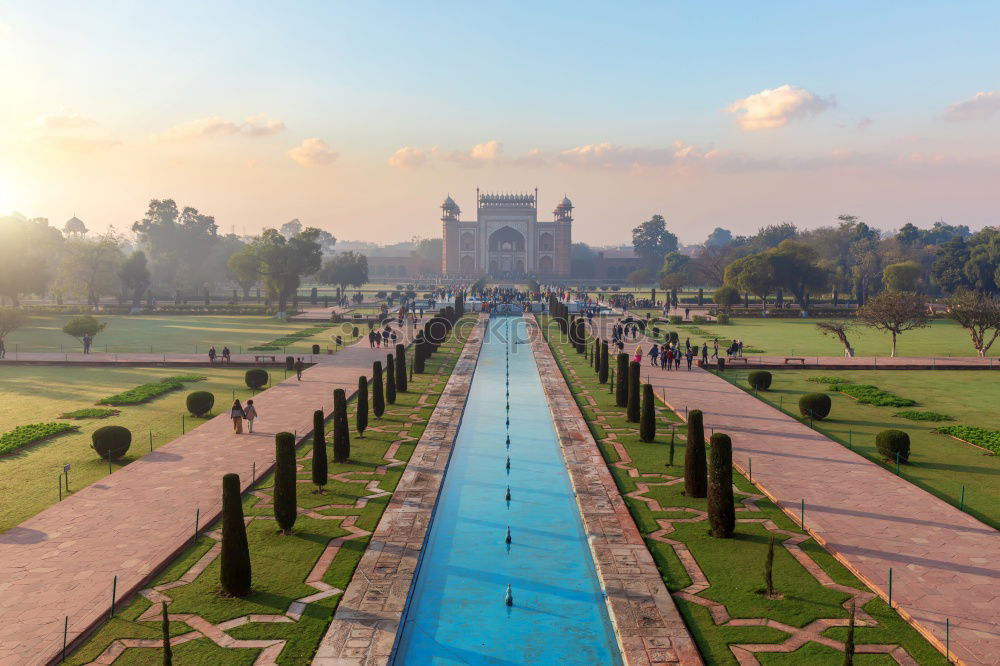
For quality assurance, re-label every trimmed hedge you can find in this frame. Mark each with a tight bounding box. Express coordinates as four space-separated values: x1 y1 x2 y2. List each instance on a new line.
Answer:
894 410 953 422
798 393 832 420
186 391 215 417
747 370 772 390
827 383 915 407
98 375 205 406
936 425 1000 455
875 429 910 462
0 422 77 456
91 425 132 460
59 408 119 420
807 376 852 385
219 473 251 597
244 369 269 390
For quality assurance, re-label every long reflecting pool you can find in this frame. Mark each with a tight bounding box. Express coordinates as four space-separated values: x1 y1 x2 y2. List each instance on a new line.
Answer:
393 316 621 665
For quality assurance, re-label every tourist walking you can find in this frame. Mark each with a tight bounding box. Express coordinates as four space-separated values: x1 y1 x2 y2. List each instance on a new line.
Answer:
0 337 5 359
711 339 719 359
244 399 258 433
632 345 643 363
368 330 376 348
660 344 668 370
294 357 305 381
649 344 659 367
230 399 246 434
686 349 694 370
701 343 708 365
82 334 92 354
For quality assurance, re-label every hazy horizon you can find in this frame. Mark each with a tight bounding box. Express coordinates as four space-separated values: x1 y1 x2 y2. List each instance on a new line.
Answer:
2 1 998 245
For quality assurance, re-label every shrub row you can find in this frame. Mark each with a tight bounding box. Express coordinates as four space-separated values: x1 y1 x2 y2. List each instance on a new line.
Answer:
807 376 852 385
0 422 78 456
936 425 1000 455
59 408 120 420
248 324 335 351
893 410 953 422
826 383 916 407
98 374 206 405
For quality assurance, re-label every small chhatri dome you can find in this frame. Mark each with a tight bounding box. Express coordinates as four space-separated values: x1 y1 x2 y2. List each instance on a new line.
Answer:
441 194 459 210
63 215 87 234
556 195 573 209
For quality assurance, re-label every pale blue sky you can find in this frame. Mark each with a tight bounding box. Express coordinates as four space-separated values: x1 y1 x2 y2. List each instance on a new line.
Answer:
1 1 998 242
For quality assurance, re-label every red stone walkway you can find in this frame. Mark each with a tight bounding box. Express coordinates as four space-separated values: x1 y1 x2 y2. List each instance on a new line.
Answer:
0 325 419 666
632 364 999 665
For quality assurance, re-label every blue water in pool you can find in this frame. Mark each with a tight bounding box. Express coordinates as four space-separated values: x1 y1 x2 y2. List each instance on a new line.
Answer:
393 316 622 665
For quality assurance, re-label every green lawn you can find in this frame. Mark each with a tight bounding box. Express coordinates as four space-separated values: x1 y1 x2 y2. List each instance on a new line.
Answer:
625 316 981 358
67 321 468 665
541 318 946 665
0 366 251 531
719 369 1000 528
3 314 361 355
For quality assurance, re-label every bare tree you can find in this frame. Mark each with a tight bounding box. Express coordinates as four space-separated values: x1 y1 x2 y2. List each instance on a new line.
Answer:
856 290 929 357
947 290 1000 357
815 321 857 357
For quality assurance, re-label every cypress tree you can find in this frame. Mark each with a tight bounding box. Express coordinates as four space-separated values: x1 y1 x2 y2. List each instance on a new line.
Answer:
273 432 297 534
599 340 609 384
372 361 385 418
843 601 856 665
414 333 426 373
684 410 707 498
311 409 327 492
219 473 251 596
385 354 397 404
615 353 629 407
640 383 656 442
627 361 641 422
593 338 601 373
356 376 368 437
764 535 775 597
707 432 735 538
395 343 407 392
161 601 172 665
333 388 351 463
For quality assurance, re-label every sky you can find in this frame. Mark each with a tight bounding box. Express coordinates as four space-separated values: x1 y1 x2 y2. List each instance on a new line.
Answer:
1 0 999 245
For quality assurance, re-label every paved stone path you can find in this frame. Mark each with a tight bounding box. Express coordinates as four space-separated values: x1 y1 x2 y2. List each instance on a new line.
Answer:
0 323 416 666
616 357 999 664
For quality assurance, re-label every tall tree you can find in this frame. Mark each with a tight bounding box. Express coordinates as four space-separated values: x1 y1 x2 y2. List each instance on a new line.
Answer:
704 227 733 250
57 232 123 307
0 215 62 305
882 261 922 292
311 410 328 492
947 290 1000 357
226 246 261 298
659 251 691 290
332 388 351 463
931 236 972 294
632 214 678 271
219 473 251 597
724 254 774 310
0 308 28 341
319 251 369 296
273 432 298 534
684 410 707 498
251 228 323 317
766 241 829 314
118 250 151 311
707 433 735 538
856 290 929 357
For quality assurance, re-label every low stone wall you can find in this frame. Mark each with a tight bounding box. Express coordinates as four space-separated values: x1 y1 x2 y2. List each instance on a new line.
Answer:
526 314 703 666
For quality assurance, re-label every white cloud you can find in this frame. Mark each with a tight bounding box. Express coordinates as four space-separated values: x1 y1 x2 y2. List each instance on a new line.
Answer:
469 140 501 161
154 113 286 141
36 135 122 154
287 138 338 167
944 91 1000 122
30 108 96 130
437 140 503 166
556 140 705 169
727 84 834 130
388 146 428 169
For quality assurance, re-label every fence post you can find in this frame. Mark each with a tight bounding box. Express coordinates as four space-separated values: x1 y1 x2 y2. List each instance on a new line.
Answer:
800 499 804 528
888 567 893 607
58 476 62 502
749 457 752 482
960 486 965 511
110 575 117 618
63 616 68 661
182 414 185 434
194 508 200 543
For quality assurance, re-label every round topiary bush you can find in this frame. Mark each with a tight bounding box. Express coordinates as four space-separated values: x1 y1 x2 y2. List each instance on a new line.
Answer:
747 370 772 390
668 315 683 325
876 429 910 462
717 358 726 371
285 356 295 370
245 368 269 390
716 313 730 325
798 393 832 420
186 391 215 417
92 425 131 460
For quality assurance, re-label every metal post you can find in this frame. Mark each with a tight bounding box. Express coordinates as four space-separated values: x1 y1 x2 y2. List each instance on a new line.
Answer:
252 461 256 483
946 618 949 660
182 414 185 434
896 451 900 475
58 476 62 501
800 499 804 528
749 457 752 482
888 568 893 607
149 431 153 452
960 485 965 511
110 575 117 617
848 429 852 449
107 452 111 474
194 508 200 542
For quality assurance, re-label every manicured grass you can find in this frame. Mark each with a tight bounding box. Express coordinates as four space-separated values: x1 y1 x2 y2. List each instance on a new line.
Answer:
0 422 78 456
67 321 468 664
98 374 206 405
541 319 947 665
653 317 981 358
0 366 251 531
719 369 1000 528
3 314 307 354
826 383 915 407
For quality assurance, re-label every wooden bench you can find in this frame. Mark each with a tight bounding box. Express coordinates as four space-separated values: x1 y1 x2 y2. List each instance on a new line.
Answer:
254 355 276 363
727 357 749 365
784 357 806 365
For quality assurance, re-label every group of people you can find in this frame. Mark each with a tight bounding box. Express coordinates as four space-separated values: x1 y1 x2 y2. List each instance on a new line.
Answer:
609 319 642 353
637 338 703 371
368 324 399 349
208 346 232 363
229 399 259 434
